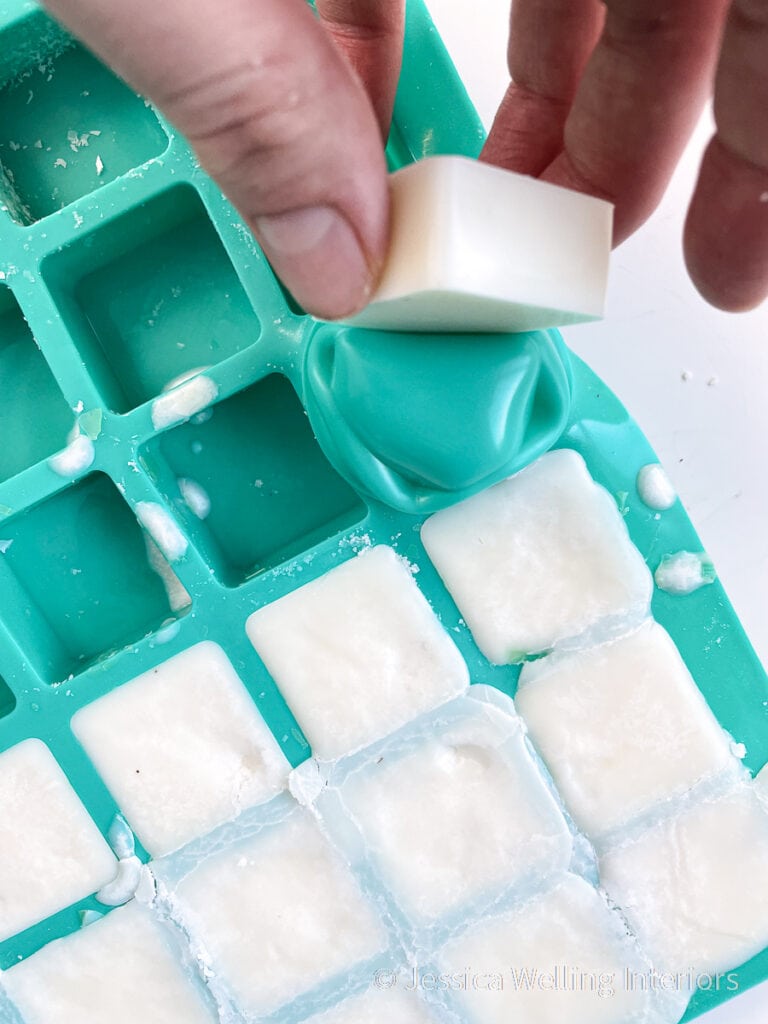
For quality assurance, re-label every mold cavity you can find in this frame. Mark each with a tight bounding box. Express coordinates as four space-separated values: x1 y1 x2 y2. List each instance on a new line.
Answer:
140 374 367 587
42 186 262 413
0 16 167 225
0 472 190 684
0 285 74 482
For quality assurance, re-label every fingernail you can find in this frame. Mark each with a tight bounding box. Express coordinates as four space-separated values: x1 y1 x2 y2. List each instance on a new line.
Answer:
255 205 372 319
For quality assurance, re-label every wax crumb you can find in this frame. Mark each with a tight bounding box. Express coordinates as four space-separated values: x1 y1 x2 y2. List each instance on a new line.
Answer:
54 158 67 168
151 374 218 430
178 477 211 520
681 370 693 382
0 539 13 554
95 155 104 176
136 502 188 562
730 741 747 760
636 464 677 511
95 856 143 906
48 434 95 477
654 551 716 595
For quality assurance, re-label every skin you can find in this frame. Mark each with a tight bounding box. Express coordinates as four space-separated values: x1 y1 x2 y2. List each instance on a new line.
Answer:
44 0 768 318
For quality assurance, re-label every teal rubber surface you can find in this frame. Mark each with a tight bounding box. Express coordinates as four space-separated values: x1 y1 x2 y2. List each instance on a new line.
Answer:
0 3 766 1022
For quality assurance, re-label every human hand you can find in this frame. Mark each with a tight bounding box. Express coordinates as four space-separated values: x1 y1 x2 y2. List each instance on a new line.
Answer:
481 0 768 313
44 0 403 320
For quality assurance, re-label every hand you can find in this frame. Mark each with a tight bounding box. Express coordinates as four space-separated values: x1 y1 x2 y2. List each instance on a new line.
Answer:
44 0 403 320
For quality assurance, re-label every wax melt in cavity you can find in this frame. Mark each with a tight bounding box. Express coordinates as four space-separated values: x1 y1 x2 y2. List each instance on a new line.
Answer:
421 449 652 662
0 739 116 943
516 620 735 837
438 874 665 1024
599 785 768 975
246 545 468 759
2 903 216 1024
343 156 612 333
170 809 387 1017
338 695 571 923
72 642 288 857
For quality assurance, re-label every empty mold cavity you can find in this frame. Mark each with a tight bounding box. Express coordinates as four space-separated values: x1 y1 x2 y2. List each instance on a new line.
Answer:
0 673 15 719
0 472 190 684
42 186 260 413
140 374 367 586
0 286 73 482
0 30 167 224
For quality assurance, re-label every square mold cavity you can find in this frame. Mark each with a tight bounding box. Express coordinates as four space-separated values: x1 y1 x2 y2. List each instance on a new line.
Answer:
140 373 367 586
0 29 167 225
0 285 74 482
0 472 190 684
42 186 260 413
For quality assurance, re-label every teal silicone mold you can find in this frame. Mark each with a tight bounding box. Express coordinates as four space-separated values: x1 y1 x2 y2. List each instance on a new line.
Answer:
0 4 765 1022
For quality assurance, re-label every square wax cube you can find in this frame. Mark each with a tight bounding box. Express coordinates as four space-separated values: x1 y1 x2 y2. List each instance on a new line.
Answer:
169 809 388 1017
337 693 571 924
0 739 116 942
246 546 468 759
72 642 289 857
1 903 216 1024
516 620 735 837
438 874 661 1024
599 786 768 975
421 449 652 662
301 986 440 1024
343 156 612 333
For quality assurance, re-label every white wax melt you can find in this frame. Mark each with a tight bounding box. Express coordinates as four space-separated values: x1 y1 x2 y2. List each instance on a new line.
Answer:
517 620 735 837
172 809 387 1017
72 642 288 857
246 546 468 759
421 449 651 662
0 739 116 943
343 156 612 334
438 874 662 1024
304 986 439 1024
339 697 571 922
599 785 768 975
2 903 216 1024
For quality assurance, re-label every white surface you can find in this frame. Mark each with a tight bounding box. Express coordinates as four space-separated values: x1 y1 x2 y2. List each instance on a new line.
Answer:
72 642 289 857
599 785 768 976
346 156 611 332
340 696 571 922
304 987 440 1024
427 8 768 1015
439 873 668 1024
0 739 116 943
421 449 652 661
173 809 387 1017
517 620 735 837
1 902 216 1024
246 545 468 759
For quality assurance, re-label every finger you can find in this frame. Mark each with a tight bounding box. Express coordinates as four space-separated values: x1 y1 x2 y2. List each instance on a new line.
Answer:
542 0 730 244
316 0 404 136
43 0 389 320
684 0 768 311
482 0 605 175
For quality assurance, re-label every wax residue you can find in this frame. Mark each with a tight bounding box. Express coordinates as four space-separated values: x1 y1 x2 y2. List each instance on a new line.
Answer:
48 433 94 477
178 477 211 520
95 855 143 907
654 551 716 595
636 464 676 511
144 535 191 611
136 502 188 562
151 374 218 430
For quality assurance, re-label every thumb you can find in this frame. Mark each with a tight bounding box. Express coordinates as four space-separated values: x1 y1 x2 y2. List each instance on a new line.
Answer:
43 0 390 319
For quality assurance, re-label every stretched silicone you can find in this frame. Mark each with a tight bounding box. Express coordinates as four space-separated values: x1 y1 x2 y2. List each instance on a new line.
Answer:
0 3 765 1022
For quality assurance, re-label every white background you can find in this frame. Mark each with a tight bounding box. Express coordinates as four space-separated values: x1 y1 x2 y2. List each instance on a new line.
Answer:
426 1 768 1021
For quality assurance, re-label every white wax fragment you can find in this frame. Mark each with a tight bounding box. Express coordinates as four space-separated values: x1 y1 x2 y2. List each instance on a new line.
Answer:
0 740 116 943
48 433 94 476
341 711 571 921
342 156 612 333
0 539 12 553
173 810 387 1017
178 477 211 519
439 875 660 1024
600 785 768 975
95 855 143 906
247 546 468 759
654 551 716 595
636 464 677 511
72 642 289 857
2 903 216 1024
421 449 652 662
304 986 439 1024
151 374 218 430
135 501 188 562
106 815 135 859
143 535 191 613
517 620 735 837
